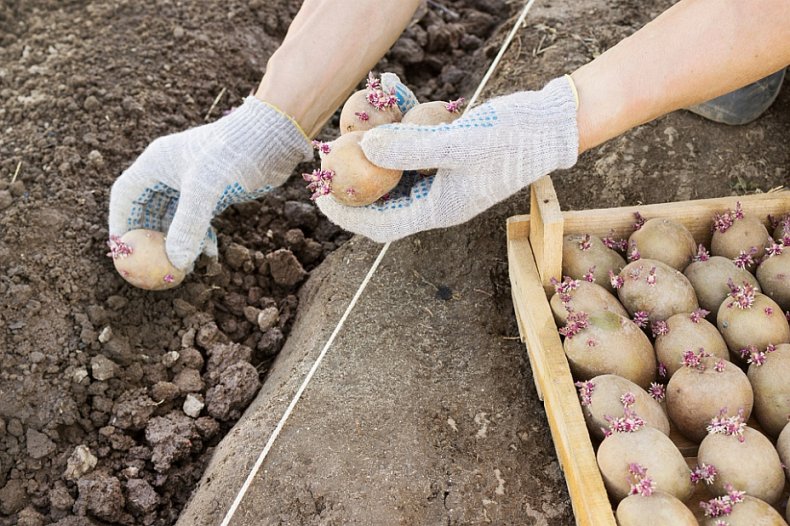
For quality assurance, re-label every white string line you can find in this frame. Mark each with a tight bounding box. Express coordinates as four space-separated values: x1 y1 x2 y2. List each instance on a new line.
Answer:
220 2 537 523
468 0 538 107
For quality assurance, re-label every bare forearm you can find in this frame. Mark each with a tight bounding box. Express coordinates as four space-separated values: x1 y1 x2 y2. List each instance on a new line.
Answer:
256 0 421 137
572 0 790 154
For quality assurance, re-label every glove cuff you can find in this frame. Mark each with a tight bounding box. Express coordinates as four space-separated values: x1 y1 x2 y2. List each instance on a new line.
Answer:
534 76 580 171
216 96 314 165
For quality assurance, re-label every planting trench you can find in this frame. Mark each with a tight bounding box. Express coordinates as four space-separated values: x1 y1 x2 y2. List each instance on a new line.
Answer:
2 0 789 525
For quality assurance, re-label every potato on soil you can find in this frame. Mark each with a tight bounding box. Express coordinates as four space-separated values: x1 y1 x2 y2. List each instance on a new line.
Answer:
779 422 790 480
549 279 628 326
401 100 463 126
338 89 402 134
756 249 790 312
628 217 696 271
562 311 656 389
748 343 790 437
700 495 788 526
717 285 790 358
318 131 402 206
577 375 669 440
654 311 729 378
597 426 693 502
616 259 699 323
108 229 185 290
698 426 785 504
616 491 698 526
666 356 753 442
710 204 772 271
562 234 626 293
684 255 761 317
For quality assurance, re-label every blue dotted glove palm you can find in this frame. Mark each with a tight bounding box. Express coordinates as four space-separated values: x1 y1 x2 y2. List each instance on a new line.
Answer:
317 76 579 243
108 97 312 270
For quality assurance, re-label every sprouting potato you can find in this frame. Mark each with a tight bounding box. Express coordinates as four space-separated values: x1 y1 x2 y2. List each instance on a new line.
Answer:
654 310 729 378
698 424 785 504
562 234 627 293
108 229 186 290
756 249 790 312
717 282 790 359
666 353 753 443
616 491 698 526
338 74 403 135
710 202 772 271
747 343 790 438
627 217 696 271
549 278 628 326
562 311 656 389
576 375 669 441
597 426 692 502
401 99 464 126
684 253 760 318
615 259 699 324
307 131 402 206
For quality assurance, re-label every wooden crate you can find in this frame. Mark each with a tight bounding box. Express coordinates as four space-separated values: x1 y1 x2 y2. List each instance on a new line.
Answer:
506 176 790 526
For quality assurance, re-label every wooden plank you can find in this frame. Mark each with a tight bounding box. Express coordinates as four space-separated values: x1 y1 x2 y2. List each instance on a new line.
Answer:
529 176 564 294
508 232 615 526
561 191 789 246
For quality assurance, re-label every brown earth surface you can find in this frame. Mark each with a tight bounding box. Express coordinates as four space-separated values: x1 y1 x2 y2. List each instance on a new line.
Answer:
1 0 789 525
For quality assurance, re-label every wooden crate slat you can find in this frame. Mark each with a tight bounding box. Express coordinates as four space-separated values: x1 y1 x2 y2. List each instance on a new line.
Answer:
560 191 789 249
529 176 564 294
507 227 615 526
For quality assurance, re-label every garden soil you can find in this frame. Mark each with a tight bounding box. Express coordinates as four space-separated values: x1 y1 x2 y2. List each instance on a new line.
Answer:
0 1 509 524
1 0 788 525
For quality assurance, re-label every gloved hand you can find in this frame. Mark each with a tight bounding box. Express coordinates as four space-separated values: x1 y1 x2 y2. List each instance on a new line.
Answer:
108 96 313 270
316 76 579 243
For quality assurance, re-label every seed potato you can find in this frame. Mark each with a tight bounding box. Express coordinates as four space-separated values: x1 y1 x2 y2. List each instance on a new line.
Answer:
628 217 696 271
748 343 790 437
616 259 699 323
698 426 785 504
684 255 761 318
562 234 626 293
578 375 669 441
597 426 693 502
666 357 753 443
109 229 186 290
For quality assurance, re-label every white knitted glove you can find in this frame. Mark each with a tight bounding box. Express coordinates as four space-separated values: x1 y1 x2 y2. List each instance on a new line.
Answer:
316 76 579 243
109 96 313 270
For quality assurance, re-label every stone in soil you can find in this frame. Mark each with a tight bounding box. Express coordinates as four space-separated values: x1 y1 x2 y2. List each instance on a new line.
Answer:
25 428 56 460
173 368 204 393
0 478 27 515
205 342 253 378
64 445 98 481
266 248 308 286
205 362 261 421
150 382 181 402
111 389 157 431
145 412 201 473
125 478 159 515
256 306 279 332
90 355 118 381
73 471 125 522
183 394 205 418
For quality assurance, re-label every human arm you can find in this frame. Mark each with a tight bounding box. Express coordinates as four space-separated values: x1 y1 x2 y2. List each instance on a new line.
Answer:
108 1 420 271
257 0 422 138
573 0 790 153
319 0 790 242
